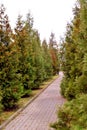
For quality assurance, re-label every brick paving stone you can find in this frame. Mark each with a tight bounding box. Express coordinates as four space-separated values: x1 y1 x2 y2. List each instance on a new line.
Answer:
4 72 65 130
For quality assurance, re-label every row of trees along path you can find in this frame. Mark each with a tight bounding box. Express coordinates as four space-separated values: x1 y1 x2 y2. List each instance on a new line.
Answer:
0 4 59 111
2 72 65 130
0 4 65 130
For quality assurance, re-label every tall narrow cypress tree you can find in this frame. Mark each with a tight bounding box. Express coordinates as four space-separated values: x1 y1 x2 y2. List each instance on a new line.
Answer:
0 5 23 109
49 32 59 75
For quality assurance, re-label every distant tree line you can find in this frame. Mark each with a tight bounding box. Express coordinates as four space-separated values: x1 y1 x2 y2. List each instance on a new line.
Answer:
51 0 87 129
0 4 59 110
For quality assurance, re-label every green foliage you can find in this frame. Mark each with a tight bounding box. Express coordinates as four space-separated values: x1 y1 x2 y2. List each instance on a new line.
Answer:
60 77 69 97
60 1 83 100
65 79 80 100
52 1 87 130
76 75 87 94
2 84 23 109
49 33 59 75
42 39 53 79
0 4 60 110
0 5 23 109
51 94 87 130
14 14 33 95
61 77 81 100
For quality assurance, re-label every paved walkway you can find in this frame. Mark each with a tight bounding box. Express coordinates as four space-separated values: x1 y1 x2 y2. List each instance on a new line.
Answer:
4 72 65 130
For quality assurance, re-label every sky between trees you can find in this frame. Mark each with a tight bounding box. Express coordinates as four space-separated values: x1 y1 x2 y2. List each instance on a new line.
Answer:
1 0 76 42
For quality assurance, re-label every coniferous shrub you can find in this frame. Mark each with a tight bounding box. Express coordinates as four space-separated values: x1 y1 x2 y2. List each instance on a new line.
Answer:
61 77 81 100
51 94 87 130
76 75 87 94
60 77 69 97
1 82 23 109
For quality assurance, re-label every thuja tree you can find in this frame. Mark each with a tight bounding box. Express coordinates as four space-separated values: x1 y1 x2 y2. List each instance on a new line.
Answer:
76 0 87 94
23 13 36 90
14 14 33 96
0 4 23 109
49 33 59 75
42 39 53 79
60 0 87 100
60 3 82 100
31 30 45 89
